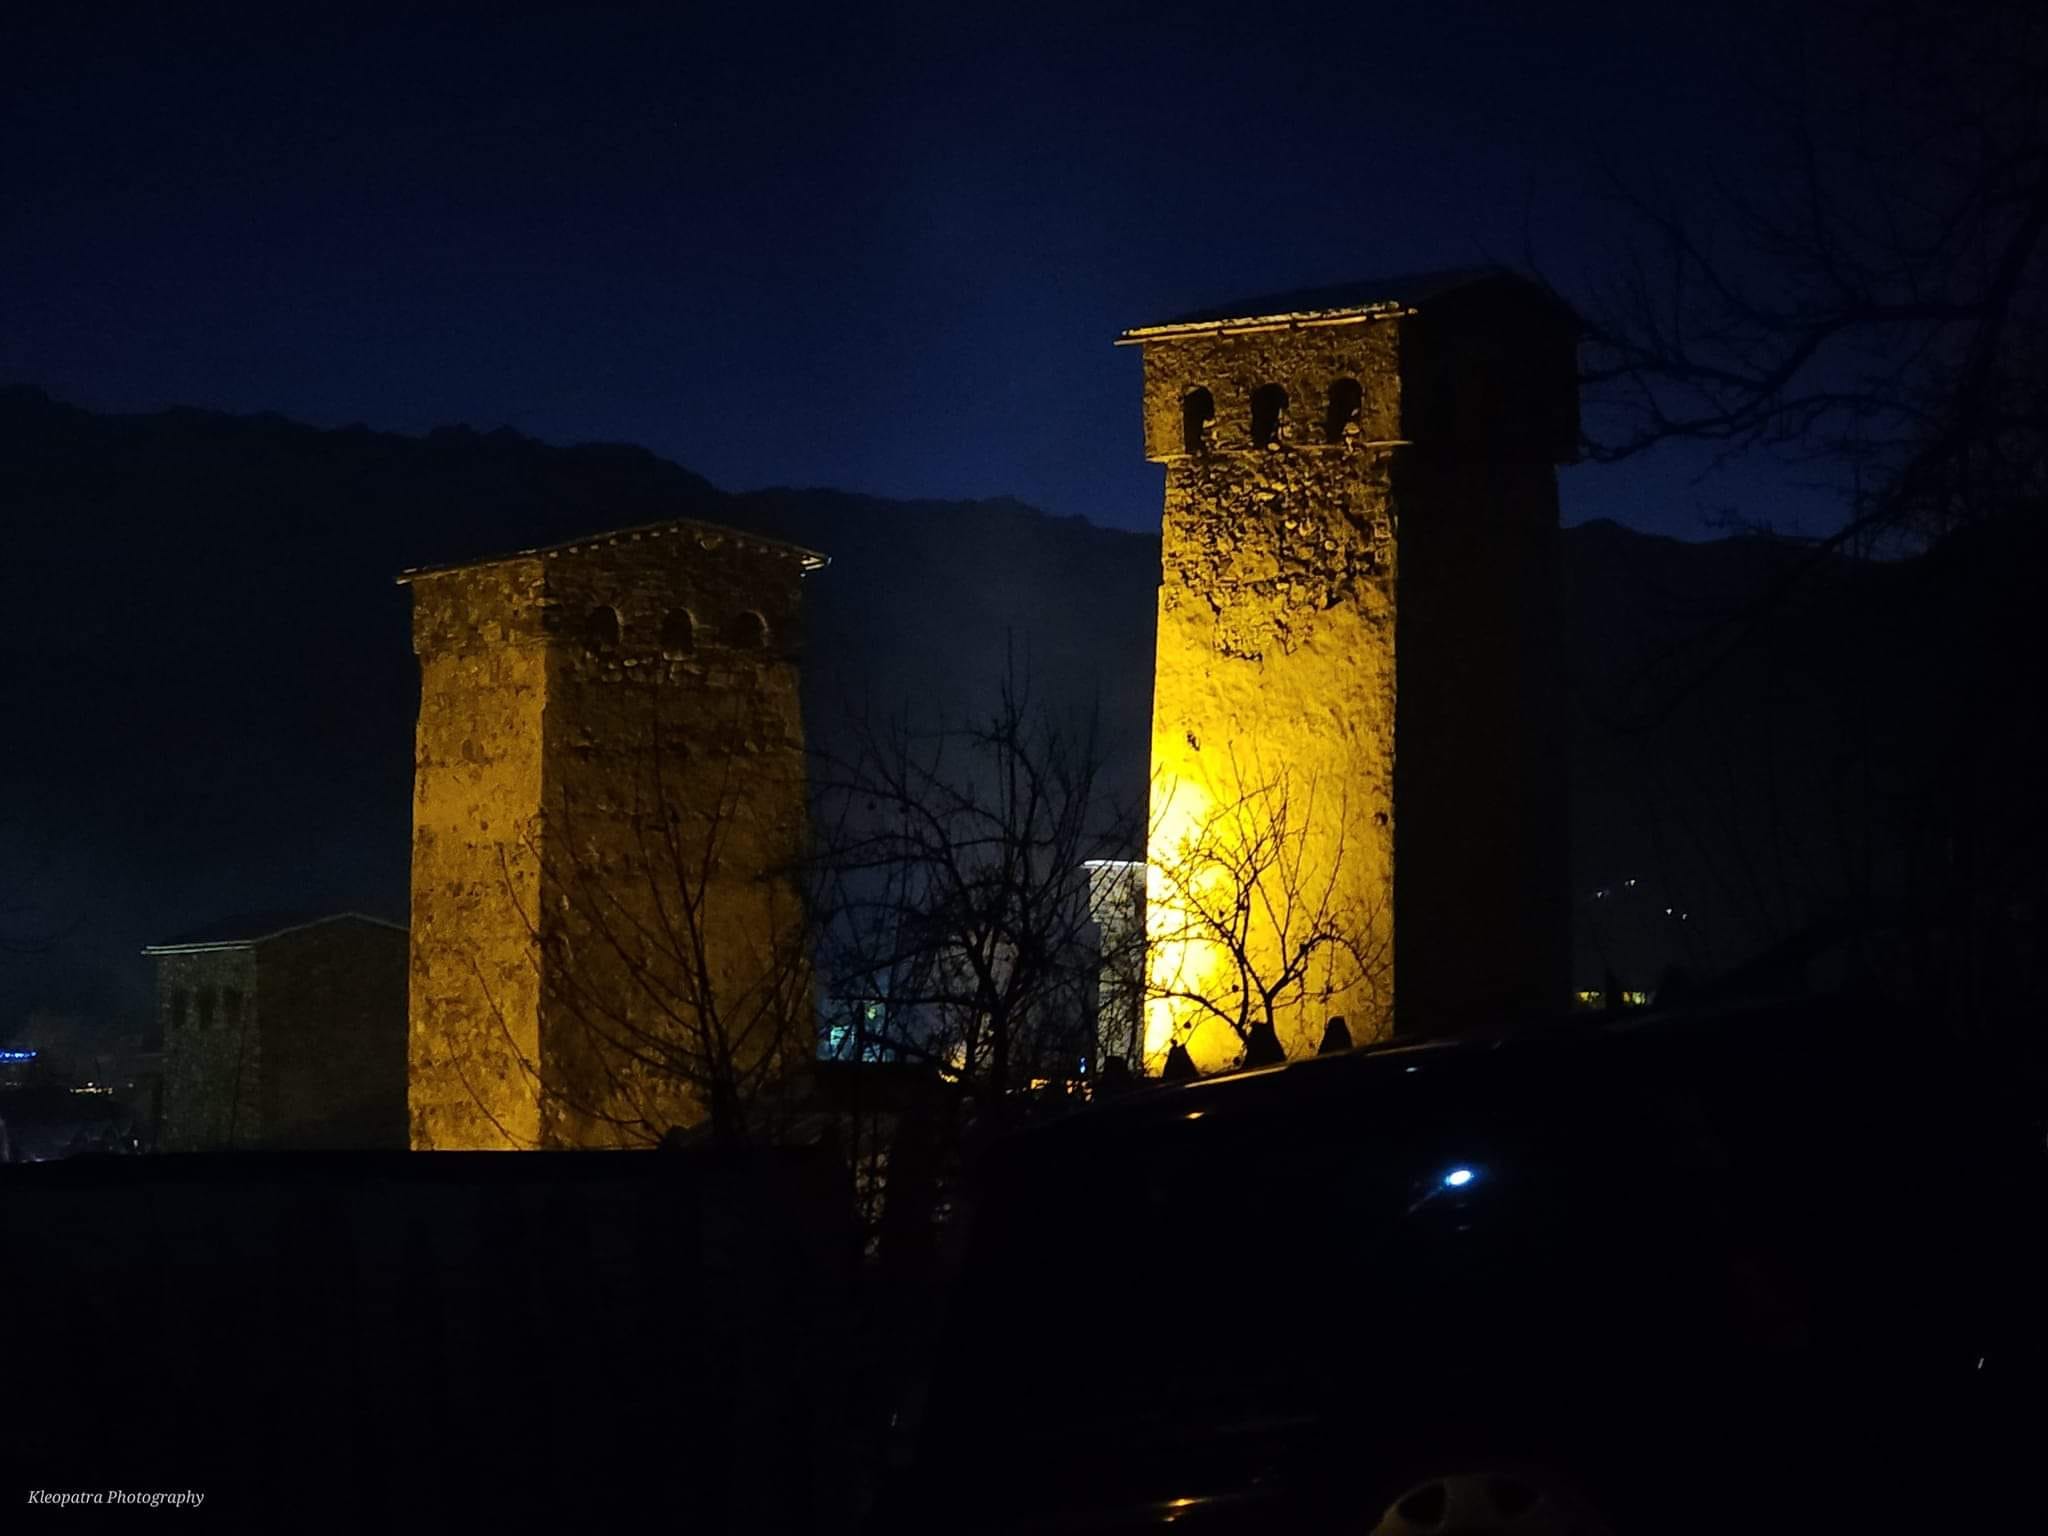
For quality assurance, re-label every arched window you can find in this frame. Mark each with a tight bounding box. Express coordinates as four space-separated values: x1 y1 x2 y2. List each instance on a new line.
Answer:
171 989 189 1032
196 989 216 1032
659 608 696 658
723 610 768 649
1324 378 1362 443
1181 388 1215 456
1250 384 1289 448
583 604 620 652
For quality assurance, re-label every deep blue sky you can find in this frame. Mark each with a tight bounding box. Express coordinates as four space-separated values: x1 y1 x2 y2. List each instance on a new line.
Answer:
5 0 1827 538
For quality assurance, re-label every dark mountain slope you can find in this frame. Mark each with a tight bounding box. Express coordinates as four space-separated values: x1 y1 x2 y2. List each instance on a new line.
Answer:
12 388 2007 1040
0 390 1156 1023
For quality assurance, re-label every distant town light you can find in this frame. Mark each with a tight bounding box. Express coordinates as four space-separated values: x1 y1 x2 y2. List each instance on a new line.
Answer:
0 1049 36 1062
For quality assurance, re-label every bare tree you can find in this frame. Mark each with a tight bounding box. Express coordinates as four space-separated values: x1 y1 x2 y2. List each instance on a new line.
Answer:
1580 3 2048 555
462 688 818 1148
797 658 1140 1300
1565 3 2048 1028
816 661 1137 1116
1146 753 1391 1073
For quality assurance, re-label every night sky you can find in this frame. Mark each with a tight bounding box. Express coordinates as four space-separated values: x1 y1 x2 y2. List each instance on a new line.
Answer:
7 0 1833 539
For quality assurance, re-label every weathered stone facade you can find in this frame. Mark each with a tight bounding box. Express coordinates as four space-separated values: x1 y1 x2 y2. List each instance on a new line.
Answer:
403 518 824 1149
147 913 409 1149
1125 272 1576 1070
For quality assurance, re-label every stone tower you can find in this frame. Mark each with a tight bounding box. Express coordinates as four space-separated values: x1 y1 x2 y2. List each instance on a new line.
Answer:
1122 270 1576 1071
401 518 826 1149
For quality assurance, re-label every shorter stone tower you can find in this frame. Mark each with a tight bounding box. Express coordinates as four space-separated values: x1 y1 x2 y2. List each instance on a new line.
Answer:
401 518 826 1149
1123 271 1576 1070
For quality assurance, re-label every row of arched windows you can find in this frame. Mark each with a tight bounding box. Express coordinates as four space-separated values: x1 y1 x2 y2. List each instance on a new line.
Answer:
1182 378 1363 454
170 985 243 1033
581 604 769 657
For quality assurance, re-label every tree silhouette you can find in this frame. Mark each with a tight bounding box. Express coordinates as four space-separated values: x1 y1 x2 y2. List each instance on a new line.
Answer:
1146 754 1390 1072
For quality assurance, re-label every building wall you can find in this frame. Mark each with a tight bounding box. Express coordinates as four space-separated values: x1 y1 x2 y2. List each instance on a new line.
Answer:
157 949 260 1150
1389 285 1574 1031
1137 287 1572 1070
408 558 552 1150
1141 325 1402 1072
535 528 812 1146
1391 454 1568 1034
260 920 409 1148
407 524 814 1148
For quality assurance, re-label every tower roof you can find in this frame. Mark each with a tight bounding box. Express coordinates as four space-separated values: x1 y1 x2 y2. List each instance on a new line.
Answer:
1117 267 1564 343
396 514 829 584
143 911 405 955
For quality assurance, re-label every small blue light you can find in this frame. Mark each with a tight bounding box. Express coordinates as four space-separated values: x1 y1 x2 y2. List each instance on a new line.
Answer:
1442 1167 1476 1189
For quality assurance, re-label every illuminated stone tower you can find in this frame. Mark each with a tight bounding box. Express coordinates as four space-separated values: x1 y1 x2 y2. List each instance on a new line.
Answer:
401 518 826 1148
1122 271 1577 1070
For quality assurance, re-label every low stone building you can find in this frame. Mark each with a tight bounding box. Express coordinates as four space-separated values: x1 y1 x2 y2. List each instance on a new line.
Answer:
144 912 409 1150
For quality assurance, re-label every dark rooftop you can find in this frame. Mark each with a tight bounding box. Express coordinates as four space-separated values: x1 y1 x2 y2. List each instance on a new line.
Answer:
142 911 405 954
1118 267 1558 341
396 514 829 584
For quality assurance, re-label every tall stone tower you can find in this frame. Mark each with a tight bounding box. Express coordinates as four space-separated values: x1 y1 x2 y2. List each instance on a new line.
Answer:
400 517 826 1149
1122 270 1576 1071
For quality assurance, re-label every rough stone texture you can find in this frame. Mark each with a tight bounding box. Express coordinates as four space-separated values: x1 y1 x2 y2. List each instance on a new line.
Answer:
259 919 411 1147
1133 275 1575 1070
153 916 407 1150
404 520 819 1149
156 949 261 1150
407 559 551 1150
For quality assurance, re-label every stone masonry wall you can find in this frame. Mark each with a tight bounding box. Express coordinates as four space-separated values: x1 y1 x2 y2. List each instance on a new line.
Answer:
260 919 409 1148
158 948 261 1150
536 527 811 1146
407 523 815 1148
1138 286 1573 1065
1391 453 1568 1032
408 559 551 1150
1142 323 1404 1072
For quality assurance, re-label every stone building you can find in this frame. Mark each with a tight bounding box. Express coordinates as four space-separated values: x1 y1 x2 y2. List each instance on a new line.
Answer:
1121 270 1577 1071
401 517 826 1150
144 911 408 1150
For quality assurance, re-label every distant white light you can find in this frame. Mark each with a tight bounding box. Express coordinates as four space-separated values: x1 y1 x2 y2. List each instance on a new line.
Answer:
1443 1167 1476 1188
